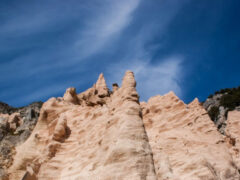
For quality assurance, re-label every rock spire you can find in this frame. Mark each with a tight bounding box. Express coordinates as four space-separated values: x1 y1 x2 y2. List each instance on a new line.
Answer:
3 71 240 180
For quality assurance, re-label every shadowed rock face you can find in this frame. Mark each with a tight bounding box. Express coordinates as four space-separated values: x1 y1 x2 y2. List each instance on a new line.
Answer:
0 102 17 115
2 71 240 180
203 87 240 135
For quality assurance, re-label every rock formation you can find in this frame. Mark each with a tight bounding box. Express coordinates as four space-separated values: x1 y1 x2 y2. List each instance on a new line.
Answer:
0 102 42 179
6 71 156 180
226 111 240 170
1 71 240 180
142 94 239 179
203 87 240 135
203 93 229 134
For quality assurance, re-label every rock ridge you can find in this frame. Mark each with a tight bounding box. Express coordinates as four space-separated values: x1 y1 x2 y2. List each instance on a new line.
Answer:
1 72 240 180
6 71 156 180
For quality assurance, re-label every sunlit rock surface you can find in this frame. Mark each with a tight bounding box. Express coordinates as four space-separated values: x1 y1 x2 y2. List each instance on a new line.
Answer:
4 71 240 180
226 111 240 170
141 93 240 180
7 71 156 180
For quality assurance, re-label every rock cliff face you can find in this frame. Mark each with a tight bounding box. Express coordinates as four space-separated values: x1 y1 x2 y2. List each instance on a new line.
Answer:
7 71 156 180
0 102 42 179
203 87 240 135
142 95 239 179
226 111 240 170
2 71 240 180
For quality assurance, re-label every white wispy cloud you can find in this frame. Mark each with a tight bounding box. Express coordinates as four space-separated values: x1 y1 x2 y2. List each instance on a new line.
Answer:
135 57 184 101
0 0 190 106
104 0 189 101
0 0 141 82
74 0 140 59
105 56 184 101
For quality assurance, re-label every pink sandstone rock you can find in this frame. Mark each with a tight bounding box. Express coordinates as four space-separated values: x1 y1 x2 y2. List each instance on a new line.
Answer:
5 71 240 180
63 87 79 105
141 93 239 179
0 113 22 131
52 115 68 142
7 71 156 180
226 111 240 169
95 73 109 98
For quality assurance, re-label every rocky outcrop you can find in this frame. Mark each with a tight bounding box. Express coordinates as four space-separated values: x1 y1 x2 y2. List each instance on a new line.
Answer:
142 93 239 179
7 72 156 180
0 102 17 115
203 93 228 134
203 87 240 135
0 102 42 179
2 72 240 180
225 111 240 170
77 73 110 106
63 88 79 105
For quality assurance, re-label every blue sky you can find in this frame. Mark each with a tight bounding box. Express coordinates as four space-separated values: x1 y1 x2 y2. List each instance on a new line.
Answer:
0 0 240 107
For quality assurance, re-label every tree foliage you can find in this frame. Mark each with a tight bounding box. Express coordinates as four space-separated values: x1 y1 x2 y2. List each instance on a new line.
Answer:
208 106 219 122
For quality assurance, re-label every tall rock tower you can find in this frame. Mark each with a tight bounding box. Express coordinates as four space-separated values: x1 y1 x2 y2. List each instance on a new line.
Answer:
4 71 240 180
7 71 157 180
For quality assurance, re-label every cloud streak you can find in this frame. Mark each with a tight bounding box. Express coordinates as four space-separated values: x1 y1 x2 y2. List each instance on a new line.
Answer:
74 0 140 59
104 0 189 101
0 0 189 106
106 56 184 101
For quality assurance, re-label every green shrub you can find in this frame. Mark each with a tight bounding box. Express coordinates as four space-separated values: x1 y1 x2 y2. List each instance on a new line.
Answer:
220 90 240 110
220 89 226 94
210 86 240 111
208 94 213 98
208 106 219 122
215 91 220 94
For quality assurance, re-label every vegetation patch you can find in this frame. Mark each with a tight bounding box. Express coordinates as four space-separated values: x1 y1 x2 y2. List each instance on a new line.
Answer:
208 106 219 122
220 91 240 111
206 86 240 121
